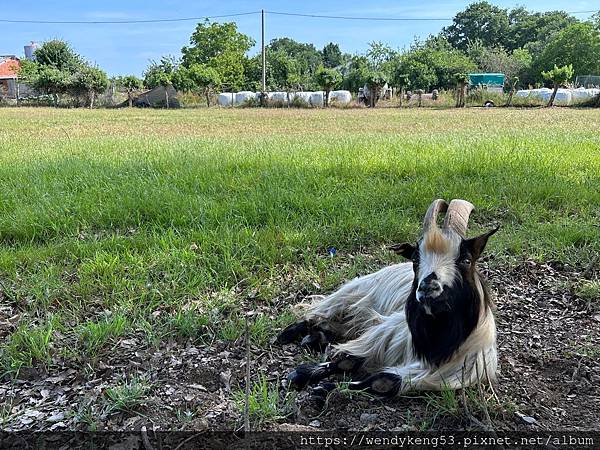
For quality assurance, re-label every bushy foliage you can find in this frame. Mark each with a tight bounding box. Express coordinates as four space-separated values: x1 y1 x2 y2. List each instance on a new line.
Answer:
542 64 574 106
392 38 476 91
532 23 600 83
117 75 143 107
468 42 533 87
17 40 109 107
172 64 221 106
143 56 178 89
322 42 344 68
314 66 342 106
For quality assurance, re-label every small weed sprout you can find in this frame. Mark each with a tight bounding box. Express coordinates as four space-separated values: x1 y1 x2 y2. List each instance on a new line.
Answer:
104 376 151 414
233 374 295 427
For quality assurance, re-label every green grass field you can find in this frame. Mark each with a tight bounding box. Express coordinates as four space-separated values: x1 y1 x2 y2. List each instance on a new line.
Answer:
1 107 599 376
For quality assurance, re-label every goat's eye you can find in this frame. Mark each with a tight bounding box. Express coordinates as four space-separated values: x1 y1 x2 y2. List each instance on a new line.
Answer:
461 258 472 265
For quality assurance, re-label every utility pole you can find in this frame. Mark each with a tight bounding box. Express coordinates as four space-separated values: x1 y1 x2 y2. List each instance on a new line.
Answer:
261 9 266 93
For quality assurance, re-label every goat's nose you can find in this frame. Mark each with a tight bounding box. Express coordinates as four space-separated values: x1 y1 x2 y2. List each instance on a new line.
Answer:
417 278 442 297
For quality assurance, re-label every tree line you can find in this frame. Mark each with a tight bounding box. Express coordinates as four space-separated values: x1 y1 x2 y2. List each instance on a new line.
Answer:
17 2 600 107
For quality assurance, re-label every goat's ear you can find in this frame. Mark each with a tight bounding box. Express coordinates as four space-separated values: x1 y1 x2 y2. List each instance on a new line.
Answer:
388 242 416 259
464 226 499 260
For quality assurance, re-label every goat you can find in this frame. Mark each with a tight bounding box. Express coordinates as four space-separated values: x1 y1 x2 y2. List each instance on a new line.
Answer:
277 199 498 400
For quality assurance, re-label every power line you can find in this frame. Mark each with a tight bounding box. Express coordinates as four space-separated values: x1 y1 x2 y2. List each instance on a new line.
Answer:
0 8 597 25
0 11 260 24
267 11 452 21
267 9 599 21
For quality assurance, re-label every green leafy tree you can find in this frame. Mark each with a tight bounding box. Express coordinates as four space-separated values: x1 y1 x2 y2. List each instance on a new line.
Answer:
542 64 573 106
33 40 83 72
453 72 469 107
322 42 343 68
509 9 577 54
364 71 388 107
268 50 302 103
341 55 370 93
242 55 263 91
173 64 221 106
314 66 342 107
468 42 532 87
532 23 600 83
181 20 254 92
268 38 322 89
391 38 475 91
443 2 510 50
32 66 72 106
117 75 143 107
71 66 109 108
366 41 397 76
391 71 410 106
182 20 254 66
144 56 178 89
592 12 600 31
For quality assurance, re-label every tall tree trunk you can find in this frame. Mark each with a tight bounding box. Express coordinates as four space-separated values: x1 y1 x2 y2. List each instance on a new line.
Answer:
547 83 558 107
89 91 95 109
205 89 211 107
128 92 133 108
165 87 169 109
398 87 403 107
324 89 330 107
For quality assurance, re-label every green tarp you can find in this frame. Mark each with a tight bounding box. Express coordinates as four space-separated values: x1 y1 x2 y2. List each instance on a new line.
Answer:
468 73 505 87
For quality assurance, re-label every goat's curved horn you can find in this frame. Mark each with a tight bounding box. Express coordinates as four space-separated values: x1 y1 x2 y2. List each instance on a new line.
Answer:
443 199 474 237
423 199 448 232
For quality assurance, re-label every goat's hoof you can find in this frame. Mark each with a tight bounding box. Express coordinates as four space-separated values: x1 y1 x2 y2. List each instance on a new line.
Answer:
300 330 330 352
276 321 309 345
287 364 319 390
352 372 402 397
310 382 336 409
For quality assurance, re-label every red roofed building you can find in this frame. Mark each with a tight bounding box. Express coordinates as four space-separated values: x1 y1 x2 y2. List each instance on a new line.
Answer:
0 56 21 98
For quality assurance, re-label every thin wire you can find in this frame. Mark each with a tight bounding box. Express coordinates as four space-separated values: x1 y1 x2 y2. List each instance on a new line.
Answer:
0 8 597 25
267 11 452 21
0 11 260 24
267 9 599 21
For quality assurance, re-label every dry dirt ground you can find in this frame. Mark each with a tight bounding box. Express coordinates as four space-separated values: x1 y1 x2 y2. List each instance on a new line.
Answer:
1 259 599 435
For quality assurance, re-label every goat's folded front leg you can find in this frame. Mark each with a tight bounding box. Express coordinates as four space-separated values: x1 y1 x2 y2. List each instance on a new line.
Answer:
276 320 336 351
287 354 364 390
309 371 403 408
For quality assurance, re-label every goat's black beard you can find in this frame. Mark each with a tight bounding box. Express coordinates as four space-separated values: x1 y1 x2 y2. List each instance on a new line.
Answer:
406 282 481 368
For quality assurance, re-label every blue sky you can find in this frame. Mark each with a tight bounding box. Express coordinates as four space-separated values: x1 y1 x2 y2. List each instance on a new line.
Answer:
2 1 596 76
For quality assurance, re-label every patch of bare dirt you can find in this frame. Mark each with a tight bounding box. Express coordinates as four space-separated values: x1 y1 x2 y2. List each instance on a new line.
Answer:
1 260 599 433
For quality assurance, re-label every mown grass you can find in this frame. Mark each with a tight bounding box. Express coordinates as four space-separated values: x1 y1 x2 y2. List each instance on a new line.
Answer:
0 107 599 374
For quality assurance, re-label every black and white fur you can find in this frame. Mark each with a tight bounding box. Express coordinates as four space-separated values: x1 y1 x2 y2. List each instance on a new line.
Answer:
277 199 498 399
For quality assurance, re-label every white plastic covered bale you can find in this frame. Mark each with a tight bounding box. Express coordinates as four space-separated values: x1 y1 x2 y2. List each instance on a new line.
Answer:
571 88 591 101
309 91 324 107
329 90 352 104
268 91 288 103
553 89 572 105
571 88 600 102
515 90 531 98
292 92 312 103
588 88 600 97
235 91 256 105
218 93 234 106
